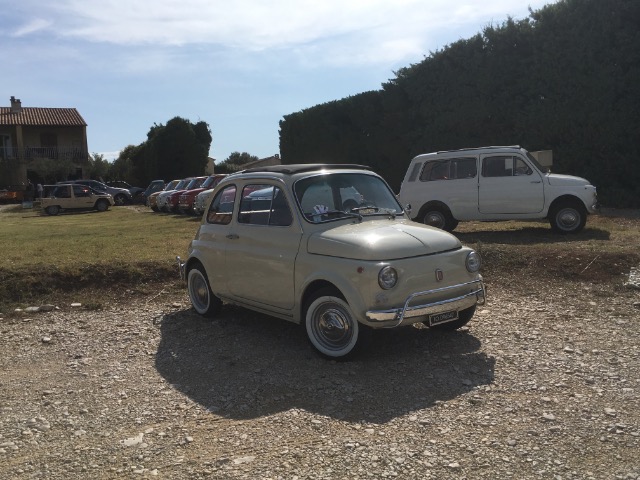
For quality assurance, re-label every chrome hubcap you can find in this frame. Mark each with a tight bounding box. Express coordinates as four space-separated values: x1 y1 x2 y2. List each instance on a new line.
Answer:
312 304 353 351
189 272 209 311
557 208 579 230
425 212 445 229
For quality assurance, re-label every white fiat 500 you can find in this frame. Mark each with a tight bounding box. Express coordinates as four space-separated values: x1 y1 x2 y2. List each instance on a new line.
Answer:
178 164 485 359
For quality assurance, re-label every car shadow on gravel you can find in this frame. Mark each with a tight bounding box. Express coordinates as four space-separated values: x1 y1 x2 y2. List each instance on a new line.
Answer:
155 306 495 424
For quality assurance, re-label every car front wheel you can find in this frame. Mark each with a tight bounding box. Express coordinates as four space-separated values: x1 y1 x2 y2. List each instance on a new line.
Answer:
305 289 364 359
187 264 222 317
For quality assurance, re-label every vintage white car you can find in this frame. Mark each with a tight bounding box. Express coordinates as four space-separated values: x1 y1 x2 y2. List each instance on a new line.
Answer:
177 164 485 359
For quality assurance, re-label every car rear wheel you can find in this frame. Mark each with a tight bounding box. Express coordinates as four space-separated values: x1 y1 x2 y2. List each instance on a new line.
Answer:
95 199 109 212
305 289 366 359
187 264 222 317
426 305 476 331
45 205 60 216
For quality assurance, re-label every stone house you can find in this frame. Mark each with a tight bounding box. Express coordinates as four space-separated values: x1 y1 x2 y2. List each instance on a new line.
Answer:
0 96 89 189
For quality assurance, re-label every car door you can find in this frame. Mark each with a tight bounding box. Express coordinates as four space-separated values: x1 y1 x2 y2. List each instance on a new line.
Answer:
197 184 238 298
72 185 96 208
478 154 544 214
52 185 73 209
225 182 302 311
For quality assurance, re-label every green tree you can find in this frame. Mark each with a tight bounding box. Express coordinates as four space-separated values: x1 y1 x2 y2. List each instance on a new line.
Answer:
87 153 110 181
216 152 259 173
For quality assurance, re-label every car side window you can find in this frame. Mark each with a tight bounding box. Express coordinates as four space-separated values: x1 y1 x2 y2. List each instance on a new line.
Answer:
55 186 71 198
207 185 236 225
238 184 293 226
73 185 91 197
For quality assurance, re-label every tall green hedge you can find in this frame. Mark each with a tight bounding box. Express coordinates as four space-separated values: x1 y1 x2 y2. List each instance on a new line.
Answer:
279 0 640 207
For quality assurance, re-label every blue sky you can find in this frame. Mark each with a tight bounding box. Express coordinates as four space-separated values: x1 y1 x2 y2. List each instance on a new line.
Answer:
2 0 556 163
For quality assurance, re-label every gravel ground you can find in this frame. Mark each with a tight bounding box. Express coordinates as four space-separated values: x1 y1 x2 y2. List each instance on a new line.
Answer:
1 269 639 480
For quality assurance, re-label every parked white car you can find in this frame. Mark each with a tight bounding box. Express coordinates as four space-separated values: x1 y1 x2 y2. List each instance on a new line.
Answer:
193 188 214 216
398 145 599 233
178 164 485 359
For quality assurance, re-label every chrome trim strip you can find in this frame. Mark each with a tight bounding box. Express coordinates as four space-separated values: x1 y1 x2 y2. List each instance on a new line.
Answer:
176 256 186 281
366 279 485 327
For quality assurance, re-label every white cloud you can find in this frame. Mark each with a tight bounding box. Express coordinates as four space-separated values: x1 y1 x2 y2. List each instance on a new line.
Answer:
14 0 552 67
11 18 52 37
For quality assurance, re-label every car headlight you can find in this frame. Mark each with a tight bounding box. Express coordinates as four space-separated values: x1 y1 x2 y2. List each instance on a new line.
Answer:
378 266 398 290
466 251 481 273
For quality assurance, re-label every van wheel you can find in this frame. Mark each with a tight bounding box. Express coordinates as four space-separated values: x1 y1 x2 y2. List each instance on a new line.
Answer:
421 207 458 232
549 201 586 234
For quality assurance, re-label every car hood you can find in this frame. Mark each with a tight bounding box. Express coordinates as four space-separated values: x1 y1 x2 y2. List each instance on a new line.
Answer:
547 173 591 187
307 219 461 261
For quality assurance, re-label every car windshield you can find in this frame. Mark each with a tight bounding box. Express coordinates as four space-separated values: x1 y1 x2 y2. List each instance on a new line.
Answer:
173 179 190 190
164 181 180 191
294 172 403 223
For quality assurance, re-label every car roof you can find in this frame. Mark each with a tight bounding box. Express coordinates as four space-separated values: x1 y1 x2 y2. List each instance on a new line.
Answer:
235 164 371 175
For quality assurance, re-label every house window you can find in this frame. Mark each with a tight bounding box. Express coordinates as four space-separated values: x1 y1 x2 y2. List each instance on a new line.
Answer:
0 135 12 160
40 133 58 159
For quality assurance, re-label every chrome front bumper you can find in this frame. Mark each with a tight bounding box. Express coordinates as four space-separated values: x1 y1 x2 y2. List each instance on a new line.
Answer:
366 279 486 328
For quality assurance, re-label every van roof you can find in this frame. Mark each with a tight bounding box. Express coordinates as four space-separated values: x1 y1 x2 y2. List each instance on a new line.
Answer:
414 145 524 159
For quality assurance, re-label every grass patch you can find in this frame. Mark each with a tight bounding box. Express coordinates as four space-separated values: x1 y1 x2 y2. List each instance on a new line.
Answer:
0 205 199 310
1 205 638 312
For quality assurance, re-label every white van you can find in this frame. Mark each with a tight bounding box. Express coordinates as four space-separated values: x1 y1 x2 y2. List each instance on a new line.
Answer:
398 146 599 233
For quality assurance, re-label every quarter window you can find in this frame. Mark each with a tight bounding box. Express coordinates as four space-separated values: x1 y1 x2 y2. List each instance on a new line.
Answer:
207 185 236 225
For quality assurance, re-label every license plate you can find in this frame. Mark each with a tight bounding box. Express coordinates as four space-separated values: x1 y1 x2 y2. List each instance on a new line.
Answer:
428 310 458 326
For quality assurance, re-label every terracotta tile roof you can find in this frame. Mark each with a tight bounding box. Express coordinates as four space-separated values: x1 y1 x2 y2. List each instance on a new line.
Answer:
0 107 87 127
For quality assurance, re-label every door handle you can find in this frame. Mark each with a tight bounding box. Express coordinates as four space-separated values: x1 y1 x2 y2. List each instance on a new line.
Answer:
530 181 542 184
226 233 239 240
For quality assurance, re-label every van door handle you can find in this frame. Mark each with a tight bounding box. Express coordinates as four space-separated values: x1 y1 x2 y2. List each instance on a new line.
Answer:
226 233 239 240
530 180 542 184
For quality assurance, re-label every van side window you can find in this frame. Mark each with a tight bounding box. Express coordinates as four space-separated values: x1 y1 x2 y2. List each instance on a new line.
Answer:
420 160 450 181
451 157 477 179
420 157 476 181
482 156 515 177
514 157 533 175
408 162 422 182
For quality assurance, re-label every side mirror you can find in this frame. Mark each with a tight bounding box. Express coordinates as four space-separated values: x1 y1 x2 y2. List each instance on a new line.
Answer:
405 203 412 216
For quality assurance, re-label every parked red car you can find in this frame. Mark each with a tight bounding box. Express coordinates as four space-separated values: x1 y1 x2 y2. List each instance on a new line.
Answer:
165 176 207 213
177 174 226 214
